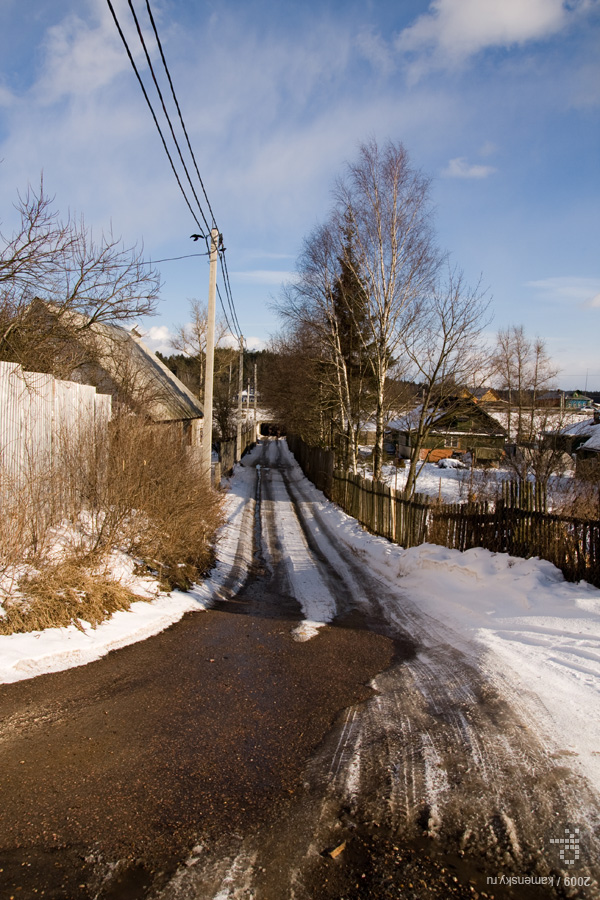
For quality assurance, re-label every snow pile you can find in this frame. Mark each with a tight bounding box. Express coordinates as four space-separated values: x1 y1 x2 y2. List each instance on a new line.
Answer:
437 457 465 469
389 544 600 791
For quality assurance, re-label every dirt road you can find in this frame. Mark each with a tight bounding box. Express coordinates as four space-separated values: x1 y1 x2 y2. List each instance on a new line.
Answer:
1 439 599 899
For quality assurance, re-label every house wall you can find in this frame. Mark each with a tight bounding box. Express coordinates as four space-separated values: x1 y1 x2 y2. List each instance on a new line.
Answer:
575 449 600 479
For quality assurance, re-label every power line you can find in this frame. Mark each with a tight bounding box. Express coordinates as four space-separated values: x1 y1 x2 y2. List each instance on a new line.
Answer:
105 0 205 235
150 252 209 263
142 0 218 229
216 284 235 337
107 0 244 341
125 0 212 235
219 250 243 337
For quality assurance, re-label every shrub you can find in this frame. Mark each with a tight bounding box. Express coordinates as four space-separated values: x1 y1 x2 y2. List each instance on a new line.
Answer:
0 413 224 632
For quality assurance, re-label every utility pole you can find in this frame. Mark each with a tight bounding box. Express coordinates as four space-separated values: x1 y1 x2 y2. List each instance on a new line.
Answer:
253 361 257 423
237 336 244 461
203 227 219 478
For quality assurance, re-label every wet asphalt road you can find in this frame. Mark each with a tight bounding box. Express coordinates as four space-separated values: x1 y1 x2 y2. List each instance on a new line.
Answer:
0 538 394 899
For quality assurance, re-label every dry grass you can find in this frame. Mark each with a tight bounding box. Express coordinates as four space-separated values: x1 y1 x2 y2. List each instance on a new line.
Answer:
1 413 225 633
0 559 136 635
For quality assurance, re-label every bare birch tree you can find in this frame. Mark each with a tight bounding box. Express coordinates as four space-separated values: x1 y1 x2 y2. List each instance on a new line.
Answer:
401 266 491 496
332 140 439 478
492 325 558 442
492 325 563 490
277 222 367 469
170 299 229 396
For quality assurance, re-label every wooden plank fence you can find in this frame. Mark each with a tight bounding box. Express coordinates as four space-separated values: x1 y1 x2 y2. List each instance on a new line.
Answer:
287 432 600 589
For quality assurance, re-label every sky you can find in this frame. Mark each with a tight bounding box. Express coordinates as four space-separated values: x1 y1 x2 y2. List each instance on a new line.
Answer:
0 0 599 388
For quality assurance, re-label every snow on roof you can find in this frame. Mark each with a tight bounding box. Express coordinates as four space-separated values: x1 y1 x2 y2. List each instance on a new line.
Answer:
580 426 600 452
386 406 424 431
558 417 596 437
88 322 203 422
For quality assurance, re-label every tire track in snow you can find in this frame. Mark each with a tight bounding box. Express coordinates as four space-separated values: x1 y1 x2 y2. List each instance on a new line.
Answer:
274 439 600 886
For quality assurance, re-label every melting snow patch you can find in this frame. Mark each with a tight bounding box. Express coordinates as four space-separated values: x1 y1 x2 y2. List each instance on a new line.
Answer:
291 619 326 642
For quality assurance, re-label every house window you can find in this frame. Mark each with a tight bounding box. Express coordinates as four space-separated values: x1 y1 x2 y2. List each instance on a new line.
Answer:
446 435 459 448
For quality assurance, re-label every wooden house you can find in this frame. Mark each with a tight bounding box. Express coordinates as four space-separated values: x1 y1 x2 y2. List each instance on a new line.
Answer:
565 391 593 410
549 414 600 458
61 315 204 446
387 397 506 464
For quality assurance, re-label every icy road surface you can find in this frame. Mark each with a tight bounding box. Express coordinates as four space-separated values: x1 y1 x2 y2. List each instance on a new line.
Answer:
158 439 600 899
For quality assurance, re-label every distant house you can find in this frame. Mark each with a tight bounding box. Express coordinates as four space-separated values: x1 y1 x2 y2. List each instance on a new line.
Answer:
565 391 593 410
538 390 563 408
549 414 600 474
386 397 506 464
467 387 503 405
542 390 595 410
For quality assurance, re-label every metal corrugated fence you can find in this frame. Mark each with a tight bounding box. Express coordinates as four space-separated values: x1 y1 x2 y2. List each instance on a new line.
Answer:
0 361 112 486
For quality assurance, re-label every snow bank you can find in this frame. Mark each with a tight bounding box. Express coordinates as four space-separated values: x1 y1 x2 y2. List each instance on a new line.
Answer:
279 446 600 793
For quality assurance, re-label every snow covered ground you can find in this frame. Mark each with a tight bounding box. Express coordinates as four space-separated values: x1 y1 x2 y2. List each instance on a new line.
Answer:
376 457 512 502
1 440 599 799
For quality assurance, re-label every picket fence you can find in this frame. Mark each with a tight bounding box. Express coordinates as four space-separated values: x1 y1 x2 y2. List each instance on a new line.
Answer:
0 360 112 486
287 433 600 589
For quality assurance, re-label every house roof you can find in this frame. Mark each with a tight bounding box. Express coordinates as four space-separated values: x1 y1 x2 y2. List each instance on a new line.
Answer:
31 303 203 422
469 387 501 401
557 417 596 438
539 390 563 400
122 328 204 422
68 318 203 422
581 428 600 452
386 398 505 437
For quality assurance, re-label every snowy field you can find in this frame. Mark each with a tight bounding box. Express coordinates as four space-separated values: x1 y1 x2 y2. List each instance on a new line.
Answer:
1 440 599 798
376 457 512 502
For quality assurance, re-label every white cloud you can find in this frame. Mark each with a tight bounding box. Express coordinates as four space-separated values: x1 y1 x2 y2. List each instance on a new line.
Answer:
479 140 498 157
137 324 173 356
0 85 15 108
526 277 600 307
442 157 497 178
35 3 140 105
244 336 267 351
355 28 395 77
396 0 590 69
232 270 296 286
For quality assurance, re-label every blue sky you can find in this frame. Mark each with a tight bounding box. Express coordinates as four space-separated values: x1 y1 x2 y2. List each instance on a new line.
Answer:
1 0 599 387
